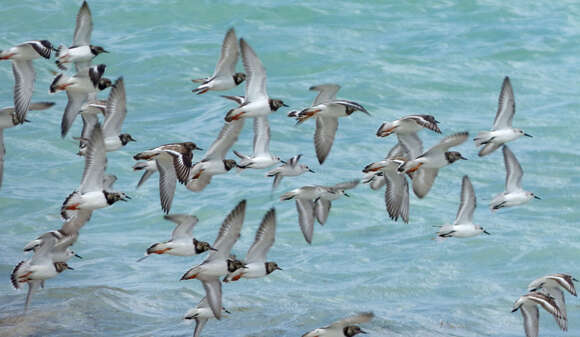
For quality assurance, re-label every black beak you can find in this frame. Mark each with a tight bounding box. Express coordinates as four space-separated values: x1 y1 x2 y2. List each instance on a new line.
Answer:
66 265 74 270
276 266 283 271
74 253 83 259
209 247 218 252
196 147 203 151
524 133 533 137
529 287 538 292
130 136 136 142
360 329 368 334
343 192 350 197
534 195 542 200
511 308 518 313
483 230 491 235
308 168 315 173
460 155 468 160
279 160 287 164
223 307 231 314
282 103 289 107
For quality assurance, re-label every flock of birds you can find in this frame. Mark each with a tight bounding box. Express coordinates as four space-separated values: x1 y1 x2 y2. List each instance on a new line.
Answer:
1 2 576 337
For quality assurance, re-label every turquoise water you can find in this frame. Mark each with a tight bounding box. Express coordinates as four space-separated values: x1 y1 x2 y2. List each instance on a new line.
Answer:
1 1 580 336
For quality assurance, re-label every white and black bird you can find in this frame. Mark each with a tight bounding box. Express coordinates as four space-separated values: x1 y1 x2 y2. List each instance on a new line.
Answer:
95 77 134 152
302 312 374 337
0 40 53 124
234 116 281 169
192 28 245 94
267 154 314 189
224 208 281 282
362 143 410 223
11 235 72 313
137 214 215 261
436 175 489 238
50 63 112 138
0 102 55 189
398 131 469 198
474 76 532 156
528 273 577 331
180 200 246 320
184 296 231 337
289 84 369 164
133 142 202 213
376 114 441 138
489 145 540 211
224 39 286 122
185 119 243 192
61 124 129 219
55 1 108 72
281 180 359 244
512 292 566 337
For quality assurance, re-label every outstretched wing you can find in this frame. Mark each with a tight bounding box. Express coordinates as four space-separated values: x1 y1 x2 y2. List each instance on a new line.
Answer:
208 200 246 261
454 175 476 225
213 28 239 78
493 76 515 130
310 84 341 106
503 145 523 193
79 124 106 193
74 1 93 46
240 39 267 102
246 208 276 264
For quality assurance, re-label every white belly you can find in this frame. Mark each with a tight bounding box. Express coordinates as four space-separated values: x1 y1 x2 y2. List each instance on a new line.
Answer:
210 76 236 91
242 263 266 279
79 191 108 210
196 261 228 280
490 129 521 144
105 137 122 152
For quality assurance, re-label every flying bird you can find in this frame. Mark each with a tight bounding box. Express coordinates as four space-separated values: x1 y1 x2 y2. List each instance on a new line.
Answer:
512 292 566 337
137 214 215 261
0 40 53 124
224 39 287 122
398 131 468 198
489 145 540 210
61 124 129 219
289 84 369 164
192 28 245 94
54 1 108 72
181 200 246 320
474 76 532 156
133 142 202 213
302 312 374 337
436 175 490 238
224 208 281 282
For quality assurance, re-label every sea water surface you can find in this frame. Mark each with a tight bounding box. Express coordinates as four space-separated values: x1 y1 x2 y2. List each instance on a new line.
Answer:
1 1 579 336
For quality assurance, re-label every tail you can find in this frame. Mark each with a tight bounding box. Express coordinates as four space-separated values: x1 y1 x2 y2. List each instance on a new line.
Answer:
55 45 68 70
287 110 300 118
133 150 156 161
280 191 296 201
61 191 81 219
11 261 25 289
473 131 492 146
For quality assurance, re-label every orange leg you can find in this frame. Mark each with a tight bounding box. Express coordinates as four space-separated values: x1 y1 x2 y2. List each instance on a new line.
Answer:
65 203 81 210
196 87 209 95
406 162 423 173
379 126 396 137
0 53 16 60
231 273 244 281
192 169 205 180
153 247 172 255
183 273 198 280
